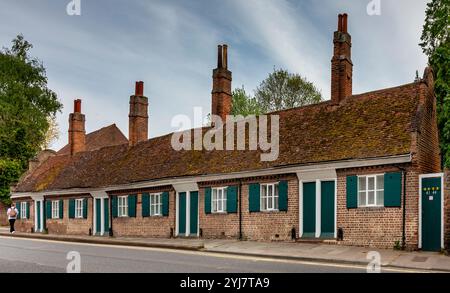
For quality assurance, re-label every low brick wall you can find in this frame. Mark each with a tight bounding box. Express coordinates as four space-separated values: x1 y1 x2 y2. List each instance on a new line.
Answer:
0 202 8 226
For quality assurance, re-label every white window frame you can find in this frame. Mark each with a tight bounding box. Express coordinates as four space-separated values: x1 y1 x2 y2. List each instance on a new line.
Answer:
358 175 384 207
150 193 162 216
20 202 27 219
51 201 59 219
212 187 227 213
118 196 128 217
260 183 279 212
75 199 84 219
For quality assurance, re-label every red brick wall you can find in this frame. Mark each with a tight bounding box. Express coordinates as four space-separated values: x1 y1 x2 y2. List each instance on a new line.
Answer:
199 182 240 239
46 196 93 236
14 200 34 233
198 175 299 241
111 191 175 238
241 176 298 241
337 164 419 249
414 82 441 174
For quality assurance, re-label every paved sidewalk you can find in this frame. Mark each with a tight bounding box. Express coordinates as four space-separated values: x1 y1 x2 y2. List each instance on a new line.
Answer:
1 227 448 272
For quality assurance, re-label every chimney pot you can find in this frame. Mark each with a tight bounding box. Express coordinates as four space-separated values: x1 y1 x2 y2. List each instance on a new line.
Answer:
217 45 223 69
135 81 144 96
342 13 348 33
338 14 343 31
223 44 228 69
74 99 81 113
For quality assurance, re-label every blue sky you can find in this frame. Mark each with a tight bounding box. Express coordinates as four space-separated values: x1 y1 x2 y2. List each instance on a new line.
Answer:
0 0 429 150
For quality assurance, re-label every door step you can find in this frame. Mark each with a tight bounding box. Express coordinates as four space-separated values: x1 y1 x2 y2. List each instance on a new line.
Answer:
296 238 338 244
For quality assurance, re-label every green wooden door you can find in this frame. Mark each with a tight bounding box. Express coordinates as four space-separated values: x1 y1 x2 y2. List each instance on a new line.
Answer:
36 201 41 231
104 198 109 234
95 198 101 235
303 182 316 238
321 181 335 238
178 192 187 236
189 191 199 236
421 177 442 251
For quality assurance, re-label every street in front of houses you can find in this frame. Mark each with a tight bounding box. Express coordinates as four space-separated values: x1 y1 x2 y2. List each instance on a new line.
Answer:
0 236 445 273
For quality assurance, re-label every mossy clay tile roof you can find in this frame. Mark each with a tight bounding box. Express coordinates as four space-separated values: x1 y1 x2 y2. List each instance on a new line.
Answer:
57 124 128 155
16 82 422 192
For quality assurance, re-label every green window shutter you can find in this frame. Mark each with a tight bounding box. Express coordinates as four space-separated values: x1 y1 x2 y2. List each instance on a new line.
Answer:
226 186 238 213
346 176 358 209
204 187 212 214
112 196 118 218
384 172 402 207
278 180 288 211
128 195 137 217
249 183 260 212
69 199 75 219
162 192 169 216
59 200 64 219
83 198 88 219
17 203 21 220
142 193 150 217
26 202 30 219
46 200 52 219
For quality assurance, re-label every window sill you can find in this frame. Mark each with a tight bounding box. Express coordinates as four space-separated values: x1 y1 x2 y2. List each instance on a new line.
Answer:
211 211 228 215
357 206 385 210
260 209 280 213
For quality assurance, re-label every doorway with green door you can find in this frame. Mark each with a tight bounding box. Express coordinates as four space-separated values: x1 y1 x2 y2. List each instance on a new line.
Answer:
419 174 444 252
300 179 336 239
176 191 199 237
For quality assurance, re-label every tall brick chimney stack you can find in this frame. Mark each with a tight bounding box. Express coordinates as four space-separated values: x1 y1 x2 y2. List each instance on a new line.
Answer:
331 13 353 104
129 81 148 146
212 44 232 121
68 99 86 155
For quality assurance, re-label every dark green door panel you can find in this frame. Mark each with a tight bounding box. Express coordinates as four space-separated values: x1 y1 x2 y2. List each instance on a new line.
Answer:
37 201 41 231
104 199 109 233
178 192 186 236
321 181 335 238
421 177 441 252
95 199 101 235
303 182 316 238
189 192 199 236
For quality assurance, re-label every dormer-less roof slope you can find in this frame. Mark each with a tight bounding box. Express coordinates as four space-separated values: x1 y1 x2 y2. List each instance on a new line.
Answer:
15 81 426 193
57 124 128 155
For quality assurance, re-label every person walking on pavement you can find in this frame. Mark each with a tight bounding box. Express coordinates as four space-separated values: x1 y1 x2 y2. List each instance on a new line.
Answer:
7 203 19 233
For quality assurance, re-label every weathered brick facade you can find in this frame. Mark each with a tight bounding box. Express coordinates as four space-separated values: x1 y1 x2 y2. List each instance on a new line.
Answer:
110 189 175 238
12 200 34 232
46 196 93 236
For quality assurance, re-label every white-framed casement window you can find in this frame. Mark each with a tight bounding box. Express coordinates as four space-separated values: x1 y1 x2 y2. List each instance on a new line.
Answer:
261 183 279 211
150 193 162 216
75 199 84 218
212 187 227 213
358 175 384 207
51 201 59 219
118 196 128 217
20 202 27 219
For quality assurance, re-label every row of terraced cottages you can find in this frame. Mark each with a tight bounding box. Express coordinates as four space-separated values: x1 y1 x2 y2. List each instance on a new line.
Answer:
10 15 449 251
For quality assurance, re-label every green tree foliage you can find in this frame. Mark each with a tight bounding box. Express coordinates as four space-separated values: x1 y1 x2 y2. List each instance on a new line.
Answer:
231 87 263 116
255 68 322 113
0 35 62 202
420 0 450 167
231 68 322 116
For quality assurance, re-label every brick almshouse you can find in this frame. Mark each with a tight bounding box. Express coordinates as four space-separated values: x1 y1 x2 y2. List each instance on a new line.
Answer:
9 14 448 251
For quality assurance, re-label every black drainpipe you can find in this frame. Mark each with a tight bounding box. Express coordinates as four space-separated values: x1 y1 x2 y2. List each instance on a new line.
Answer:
109 194 114 237
239 180 243 240
396 166 407 250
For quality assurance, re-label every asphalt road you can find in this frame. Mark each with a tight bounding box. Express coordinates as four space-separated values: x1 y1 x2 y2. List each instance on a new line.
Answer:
0 236 419 273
